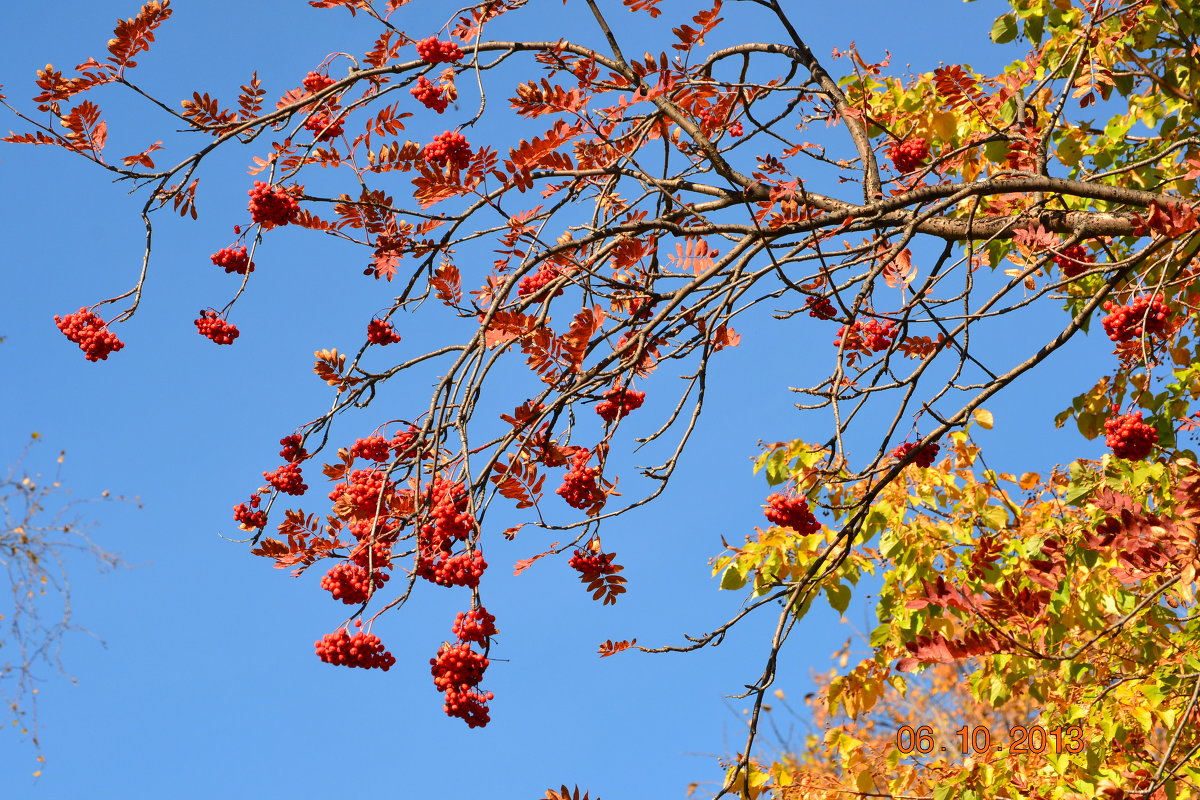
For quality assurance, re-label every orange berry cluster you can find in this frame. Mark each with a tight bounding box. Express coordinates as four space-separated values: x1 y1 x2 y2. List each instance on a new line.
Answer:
424 130 471 170
1101 295 1172 343
888 137 929 173
410 75 449 112
595 385 646 422
1104 412 1158 460
54 308 125 361
194 311 240 345
763 493 820 535
452 607 497 644
366 318 402 345
415 37 464 64
350 435 392 463
320 561 389 605
210 245 254 274
517 266 564 299
247 181 300 227
315 626 396 671
304 112 343 142
557 449 604 510
302 71 336 93
264 463 308 496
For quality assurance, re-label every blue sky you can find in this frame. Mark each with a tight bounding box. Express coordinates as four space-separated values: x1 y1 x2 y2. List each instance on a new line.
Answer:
0 2 1117 797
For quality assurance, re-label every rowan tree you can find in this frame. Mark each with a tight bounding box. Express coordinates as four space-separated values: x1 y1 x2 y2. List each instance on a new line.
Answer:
4 0 1200 797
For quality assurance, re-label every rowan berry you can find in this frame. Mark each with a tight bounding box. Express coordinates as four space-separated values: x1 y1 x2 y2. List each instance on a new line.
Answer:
1053 243 1093 278
1101 295 1172 343
247 181 300 227
263 463 308 496
410 75 449 113
194 311 240 345
517 266 564 299
329 468 391 514
443 687 493 728
430 641 488 691
304 112 344 142
892 440 940 468
805 295 836 320
1104 412 1158 460
763 493 820 535
889 137 929 173
834 318 897 353
210 245 254 275
351 435 392 463
417 550 487 588
424 130 471 170
415 37 464 64
728 122 744 137
557 449 604 510
452 607 498 644
233 493 267 530
320 561 389 604
595 385 646 422
366 318 402 345
302 71 337 93
54 308 125 361
279 434 308 463
314 628 396 670
568 548 618 577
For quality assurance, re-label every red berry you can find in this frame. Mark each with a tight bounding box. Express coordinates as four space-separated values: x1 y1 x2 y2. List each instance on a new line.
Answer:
763 493 820 535
233 493 267 530
1053 243 1093 278
805 295 836 320
1104 412 1158 460
314 628 396 670
892 441 940 468
328 468 392 515
415 37 464 64
302 71 337 93
263 463 308 496
303 112 344 142
210 245 254 274
430 641 488 692
442 687 493 728
423 130 471 170
194 310 240 345
889 137 929 173
247 181 300 228
728 121 744 137
452 607 498 644
279 434 308 463
556 449 605 510
517 266 565 299
568 548 618 577
410 76 449 113
54 307 125 361
595 385 646 423
320 560 389 605
1101 295 1172 343
366 318 402 345
351 435 392 463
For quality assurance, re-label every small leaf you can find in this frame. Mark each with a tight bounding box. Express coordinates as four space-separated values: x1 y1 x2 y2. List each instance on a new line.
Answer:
973 408 994 430
990 13 1018 44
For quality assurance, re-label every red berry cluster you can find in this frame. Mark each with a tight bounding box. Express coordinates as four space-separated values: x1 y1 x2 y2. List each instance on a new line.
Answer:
304 112 344 142
349 538 394 571
233 493 268 530
416 37 464 64
568 548 618 577
418 550 487 588
210 245 254 275
452 607 497 644
410 75 449 113
556 449 605 510
431 642 489 691
54 308 125 362
1101 295 1172 343
351 435 392 463
1104 412 1158 460
194 311 240 345
892 441 940 468
314 627 396 670
328 468 391 514
595 385 646 422
1053 243 1093 278
390 425 424 460
247 181 300 227
517 266 564 299
728 121 744 137
302 71 337 93
279 434 308 463
763 493 821 535
424 130 471 170
889 137 929 173
366 318 402 345
320 561 389 604
263 463 308 496
806 295 836 320
834 318 897 353
444 687 494 728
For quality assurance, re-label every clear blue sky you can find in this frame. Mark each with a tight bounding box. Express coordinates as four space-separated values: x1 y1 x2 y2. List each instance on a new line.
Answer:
0 2 1113 797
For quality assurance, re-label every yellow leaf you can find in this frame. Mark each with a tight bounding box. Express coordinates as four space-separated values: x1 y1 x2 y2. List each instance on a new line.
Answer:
1018 472 1040 490
973 408 994 429
855 769 877 794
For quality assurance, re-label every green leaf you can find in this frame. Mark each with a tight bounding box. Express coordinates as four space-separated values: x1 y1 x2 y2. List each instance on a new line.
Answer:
934 785 954 800
1023 14 1045 44
720 565 746 591
990 13 1018 43
826 581 852 615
